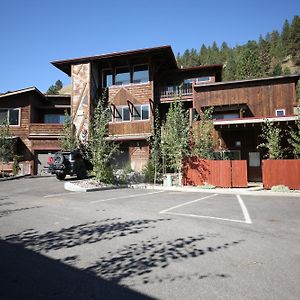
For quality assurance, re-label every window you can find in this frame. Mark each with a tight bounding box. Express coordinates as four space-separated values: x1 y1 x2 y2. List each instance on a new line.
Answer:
133 65 149 83
133 105 141 121
115 67 130 85
0 108 20 125
213 150 241 160
122 106 130 121
44 114 65 124
103 69 113 87
196 76 210 83
213 112 239 120
275 109 285 117
141 105 149 120
114 107 122 122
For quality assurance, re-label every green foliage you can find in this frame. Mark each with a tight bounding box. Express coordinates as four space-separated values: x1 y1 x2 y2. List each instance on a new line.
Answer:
90 92 118 183
258 120 282 159
47 80 63 95
149 107 162 183
271 185 290 192
288 101 300 158
0 120 14 164
161 99 190 174
143 160 156 183
289 16 300 64
60 110 77 151
176 16 300 80
192 107 214 159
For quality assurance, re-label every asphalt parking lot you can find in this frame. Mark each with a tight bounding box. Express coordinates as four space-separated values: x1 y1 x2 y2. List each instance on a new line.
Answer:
1 177 300 299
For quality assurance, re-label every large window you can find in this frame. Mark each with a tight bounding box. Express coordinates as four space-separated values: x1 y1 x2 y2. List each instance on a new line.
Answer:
115 67 131 85
103 69 113 87
102 64 149 87
133 65 149 83
0 108 20 125
111 104 150 122
44 114 65 124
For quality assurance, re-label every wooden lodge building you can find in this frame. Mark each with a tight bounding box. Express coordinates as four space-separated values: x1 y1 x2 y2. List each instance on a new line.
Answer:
1 45 299 181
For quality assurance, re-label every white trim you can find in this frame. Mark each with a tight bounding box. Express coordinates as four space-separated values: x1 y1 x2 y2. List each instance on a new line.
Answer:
0 108 21 126
0 87 37 98
213 115 297 126
275 109 286 117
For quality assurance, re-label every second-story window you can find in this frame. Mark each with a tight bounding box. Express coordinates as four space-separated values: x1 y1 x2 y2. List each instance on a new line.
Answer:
103 69 113 87
0 108 20 126
133 65 149 83
115 67 130 85
122 106 130 121
44 114 65 124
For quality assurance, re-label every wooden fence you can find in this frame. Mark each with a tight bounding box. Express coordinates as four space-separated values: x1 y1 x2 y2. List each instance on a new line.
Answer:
262 159 300 189
182 158 248 188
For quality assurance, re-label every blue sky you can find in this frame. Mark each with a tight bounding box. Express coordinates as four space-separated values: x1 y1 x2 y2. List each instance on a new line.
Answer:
0 0 299 93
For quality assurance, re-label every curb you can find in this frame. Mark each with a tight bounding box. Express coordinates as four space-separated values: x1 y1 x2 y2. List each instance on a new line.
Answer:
0 174 31 182
64 181 128 192
132 184 300 198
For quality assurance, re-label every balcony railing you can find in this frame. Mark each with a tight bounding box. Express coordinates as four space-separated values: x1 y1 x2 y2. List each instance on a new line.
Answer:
29 123 63 137
158 83 193 100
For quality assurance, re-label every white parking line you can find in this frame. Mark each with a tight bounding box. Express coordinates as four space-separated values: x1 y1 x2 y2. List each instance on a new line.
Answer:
160 194 252 224
43 192 80 198
90 190 165 204
237 195 252 224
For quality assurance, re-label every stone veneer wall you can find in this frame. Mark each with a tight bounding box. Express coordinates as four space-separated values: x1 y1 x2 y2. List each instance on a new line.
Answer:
71 63 91 141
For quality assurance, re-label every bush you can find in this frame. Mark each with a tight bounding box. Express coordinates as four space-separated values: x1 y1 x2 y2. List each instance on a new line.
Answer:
143 161 156 183
197 183 216 189
271 185 290 192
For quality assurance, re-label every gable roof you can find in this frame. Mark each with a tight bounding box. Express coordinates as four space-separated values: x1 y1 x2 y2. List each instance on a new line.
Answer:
0 87 44 99
51 45 178 76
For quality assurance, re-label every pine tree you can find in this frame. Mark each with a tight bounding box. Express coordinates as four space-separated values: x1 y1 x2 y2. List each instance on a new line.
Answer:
47 80 63 95
289 16 300 64
281 19 291 58
288 101 300 158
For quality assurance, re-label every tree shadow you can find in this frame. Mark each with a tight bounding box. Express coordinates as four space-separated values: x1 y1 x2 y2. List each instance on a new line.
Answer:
86 235 244 283
0 239 154 300
0 206 42 218
5 217 171 252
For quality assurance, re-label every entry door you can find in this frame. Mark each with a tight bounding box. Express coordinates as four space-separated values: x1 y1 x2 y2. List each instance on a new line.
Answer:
248 151 262 182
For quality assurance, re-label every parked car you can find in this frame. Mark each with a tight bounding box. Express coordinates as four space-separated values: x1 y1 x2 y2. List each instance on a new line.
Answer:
48 150 93 180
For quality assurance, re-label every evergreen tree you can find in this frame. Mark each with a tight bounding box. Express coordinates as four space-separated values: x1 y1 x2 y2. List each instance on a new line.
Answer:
47 80 63 95
289 16 300 64
281 19 291 57
288 100 300 158
236 47 264 79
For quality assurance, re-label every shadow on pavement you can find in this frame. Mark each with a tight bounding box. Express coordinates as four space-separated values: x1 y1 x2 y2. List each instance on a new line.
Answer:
0 239 154 300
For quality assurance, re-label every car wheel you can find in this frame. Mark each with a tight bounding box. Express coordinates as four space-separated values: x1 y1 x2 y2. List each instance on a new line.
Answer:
56 173 66 180
54 153 64 165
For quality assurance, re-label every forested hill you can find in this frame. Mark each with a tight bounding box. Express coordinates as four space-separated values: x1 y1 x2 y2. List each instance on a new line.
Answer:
176 16 300 82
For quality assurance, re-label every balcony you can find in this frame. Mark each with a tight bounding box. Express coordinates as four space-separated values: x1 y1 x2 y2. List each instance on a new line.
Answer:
157 83 193 102
29 123 64 139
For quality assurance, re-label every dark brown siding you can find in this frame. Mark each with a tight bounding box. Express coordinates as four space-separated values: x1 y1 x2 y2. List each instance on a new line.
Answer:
108 121 151 135
194 78 297 117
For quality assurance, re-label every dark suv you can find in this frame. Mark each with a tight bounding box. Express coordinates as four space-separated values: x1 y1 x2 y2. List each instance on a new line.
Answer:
48 150 93 180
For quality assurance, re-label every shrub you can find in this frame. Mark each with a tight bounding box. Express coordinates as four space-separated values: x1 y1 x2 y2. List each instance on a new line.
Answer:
271 185 290 192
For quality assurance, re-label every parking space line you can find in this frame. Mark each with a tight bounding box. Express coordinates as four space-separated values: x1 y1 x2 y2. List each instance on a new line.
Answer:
237 195 252 224
90 190 165 204
160 194 252 225
43 192 80 198
160 194 218 214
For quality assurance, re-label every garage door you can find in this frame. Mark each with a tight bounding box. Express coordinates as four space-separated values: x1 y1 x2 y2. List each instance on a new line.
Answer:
35 151 56 175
